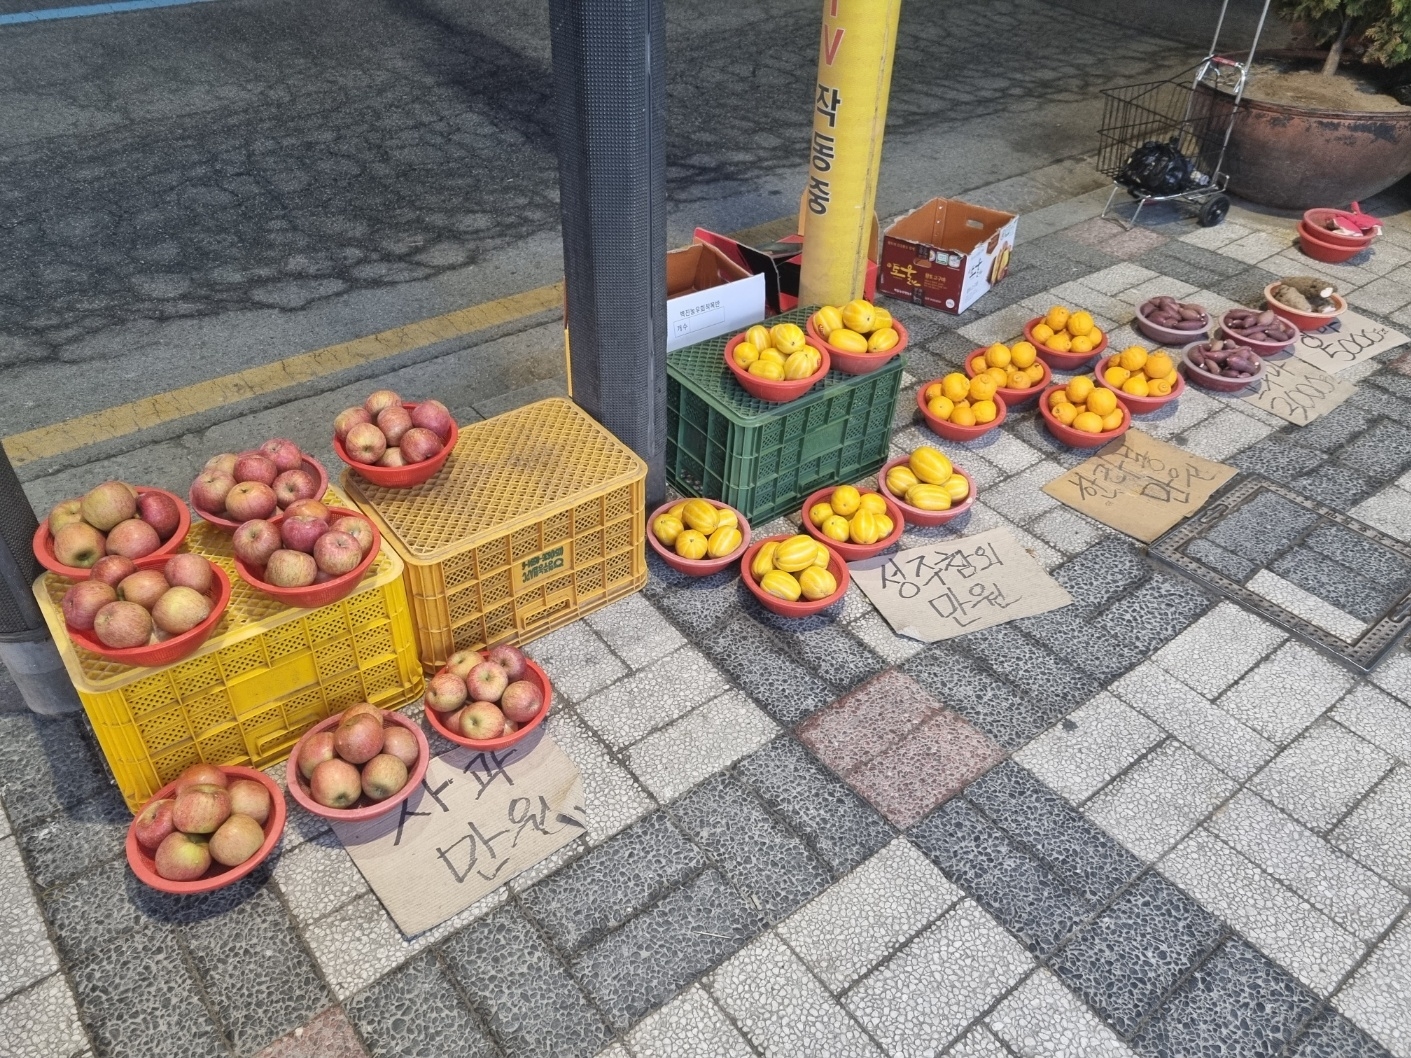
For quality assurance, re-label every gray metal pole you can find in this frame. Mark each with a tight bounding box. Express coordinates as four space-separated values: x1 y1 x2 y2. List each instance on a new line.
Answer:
548 0 668 508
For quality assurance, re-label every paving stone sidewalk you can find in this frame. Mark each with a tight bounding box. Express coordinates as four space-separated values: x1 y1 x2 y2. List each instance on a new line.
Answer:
4 185 1411 1058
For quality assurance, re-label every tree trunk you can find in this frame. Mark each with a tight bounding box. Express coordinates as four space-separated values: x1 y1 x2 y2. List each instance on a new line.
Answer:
1321 15 1351 77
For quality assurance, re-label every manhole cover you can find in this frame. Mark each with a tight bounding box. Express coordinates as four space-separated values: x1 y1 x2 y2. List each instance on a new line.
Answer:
1150 476 1411 674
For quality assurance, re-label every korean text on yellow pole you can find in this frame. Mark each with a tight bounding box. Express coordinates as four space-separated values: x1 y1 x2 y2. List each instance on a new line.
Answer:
798 0 902 308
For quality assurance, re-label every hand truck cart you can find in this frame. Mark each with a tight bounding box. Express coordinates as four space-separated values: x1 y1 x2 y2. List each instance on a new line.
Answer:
1097 0 1273 229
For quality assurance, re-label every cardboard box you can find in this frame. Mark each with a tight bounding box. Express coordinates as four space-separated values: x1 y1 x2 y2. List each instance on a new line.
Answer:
664 242 764 351
878 198 1017 314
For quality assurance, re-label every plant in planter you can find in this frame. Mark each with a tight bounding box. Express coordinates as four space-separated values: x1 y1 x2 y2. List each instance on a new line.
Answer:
1275 0 1411 77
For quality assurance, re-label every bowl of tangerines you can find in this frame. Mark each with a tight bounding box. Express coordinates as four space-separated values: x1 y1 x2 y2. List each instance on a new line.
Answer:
1025 305 1107 370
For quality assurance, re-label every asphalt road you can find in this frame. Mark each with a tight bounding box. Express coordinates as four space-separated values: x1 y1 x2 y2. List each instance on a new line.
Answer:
0 0 1287 503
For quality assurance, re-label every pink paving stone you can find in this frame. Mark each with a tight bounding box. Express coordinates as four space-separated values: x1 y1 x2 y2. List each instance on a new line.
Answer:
253 1006 367 1058
844 710 1005 828
1391 350 1411 377
1062 217 1129 248
797 669 939 774
1103 225 1170 259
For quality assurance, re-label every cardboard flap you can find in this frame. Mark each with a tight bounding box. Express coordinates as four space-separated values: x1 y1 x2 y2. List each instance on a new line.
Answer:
666 242 751 298
694 227 784 313
887 198 1014 255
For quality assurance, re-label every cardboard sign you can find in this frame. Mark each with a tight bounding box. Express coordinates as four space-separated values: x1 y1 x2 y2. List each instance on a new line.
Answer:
1042 431 1237 543
1243 355 1355 426
333 730 586 936
1289 309 1408 374
849 527 1072 643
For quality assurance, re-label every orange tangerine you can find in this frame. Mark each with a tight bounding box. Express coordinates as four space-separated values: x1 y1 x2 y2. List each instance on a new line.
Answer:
927 395 955 421
985 343 1012 368
1048 388 1071 409
1067 310 1094 337
924 380 944 401
1032 322 1055 344
1067 375 1095 403
1101 408 1125 431
1118 346 1149 372
941 373 970 402
1044 306 1070 331
972 399 998 424
1070 335 1093 354
1104 365 1130 388
950 405 977 427
1122 376 1150 398
1047 332 1073 352
1146 352 1174 378
1086 388 1118 417
968 374 998 402
1053 402 1079 425
1073 410 1104 434
970 356 988 374
1010 341 1037 369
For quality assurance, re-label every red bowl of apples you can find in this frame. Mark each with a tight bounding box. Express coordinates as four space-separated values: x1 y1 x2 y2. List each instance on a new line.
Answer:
126 764 285 894
333 392 459 488
232 504 380 609
61 553 231 667
286 706 430 823
190 441 330 531
34 484 190 580
422 644 552 751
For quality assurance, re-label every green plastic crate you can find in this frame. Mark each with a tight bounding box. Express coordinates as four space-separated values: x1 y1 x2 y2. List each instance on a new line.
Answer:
666 307 903 524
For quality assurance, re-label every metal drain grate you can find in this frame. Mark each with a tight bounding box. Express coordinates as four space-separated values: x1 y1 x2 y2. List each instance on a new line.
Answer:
1150 476 1411 674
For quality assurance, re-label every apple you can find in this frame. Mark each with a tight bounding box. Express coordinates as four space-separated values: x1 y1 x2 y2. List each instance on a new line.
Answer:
234 453 278 486
93 601 153 649
334 406 372 440
259 438 304 473
344 423 387 465
191 470 236 513
330 516 375 557
361 754 409 801
310 758 362 809
376 406 413 446
90 554 137 587
172 784 232 834
47 498 84 534
118 569 170 609
174 763 229 793
53 522 106 568
264 550 318 587
136 492 182 542
399 428 443 464
503 718 519 735
205 453 239 477
152 586 212 635
334 714 384 764
272 469 317 509
105 518 161 559
232 519 281 567
133 798 176 852
62 580 117 631
381 726 420 769
500 680 543 724
341 702 383 726
410 399 455 441
424 672 467 713
376 447 405 468
226 481 278 521
154 832 211 881
467 662 508 704
81 481 137 531
164 553 214 594
280 516 326 554
364 390 403 417
486 644 528 681
314 530 361 576
445 651 479 680
210 813 265 866
285 499 330 523
227 780 272 825
459 701 506 740
298 731 337 780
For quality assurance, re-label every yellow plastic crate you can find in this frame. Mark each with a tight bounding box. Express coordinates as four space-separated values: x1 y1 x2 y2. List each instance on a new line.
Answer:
33 491 425 812
342 397 647 672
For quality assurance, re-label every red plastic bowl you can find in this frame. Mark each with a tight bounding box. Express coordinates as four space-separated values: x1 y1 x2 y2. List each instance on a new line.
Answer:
1296 225 1363 265
963 349 1051 406
334 404 459 488
422 653 554 751
646 500 751 576
1134 303 1210 347
1094 355 1186 414
739 535 850 618
799 487 904 561
126 765 285 894
233 506 380 608
878 456 976 527
285 708 430 822
1264 283 1347 332
1302 209 1377 248
803 317 907 375
1180 342 1267 393
724 333 830 403
1024 317 1107 370
33 486 191 579
191 456 330 531
916 384 1008 441
1038 384 1132 448
1218 311 1296 356
64 555 232 667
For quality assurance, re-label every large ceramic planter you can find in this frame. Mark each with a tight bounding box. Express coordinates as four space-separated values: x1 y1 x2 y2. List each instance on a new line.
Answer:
1196 82 1411 209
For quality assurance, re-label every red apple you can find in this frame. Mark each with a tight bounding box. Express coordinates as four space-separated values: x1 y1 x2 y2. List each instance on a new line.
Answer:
309 758 362 809
154 832 211 881
344 423 387 465
285 499 330 523
399 428 443 464
272 469 317 509
259 438 304 473
136 491 182 541
280 516 327 554
381 726 420 769
335 714 384 764
210 813 265 866
424 672 468 713
191 470 236 513
164 554 214 594
500 680 543 724
410 399 455 441
90 554 137 588
341 702 383 726
62 580 117 630
376 406 413 446
93 601 153 648
299 731 337 780
330 516 375 557
363 390 403 416
232 519 281 567
81 481 137 531
172 784 232 834
334 406 372 440
445 651 479 680
314 530 361 576
227 779 272 825
204 453 238 477
376 447 405 468
47 498 84 534
152 586 212 635
105 518 161 559
234 453 278 486
361 754 408 801
459 701 506 740
467 662 508 704
486 644 528 681
264 550 318 587
117 569 170 609
225 481 278 521
133 797 176 852
174 763 229 793
52 523 106 568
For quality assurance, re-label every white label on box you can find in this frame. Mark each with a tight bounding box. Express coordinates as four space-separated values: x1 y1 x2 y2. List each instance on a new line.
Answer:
665 273 767 352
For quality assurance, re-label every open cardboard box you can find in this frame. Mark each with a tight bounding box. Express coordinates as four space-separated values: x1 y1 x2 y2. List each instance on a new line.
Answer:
664 241 765 351
878 198 1017 314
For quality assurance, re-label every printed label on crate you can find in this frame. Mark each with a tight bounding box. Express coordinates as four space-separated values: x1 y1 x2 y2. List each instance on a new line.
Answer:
1042 430 1237 543
333 730 585 935
1289 309 1408 375
848 527 1072 643
1243 355 1355 426
511 542 573 595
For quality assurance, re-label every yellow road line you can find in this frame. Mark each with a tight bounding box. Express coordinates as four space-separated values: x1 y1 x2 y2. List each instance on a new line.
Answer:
4 282 564 467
